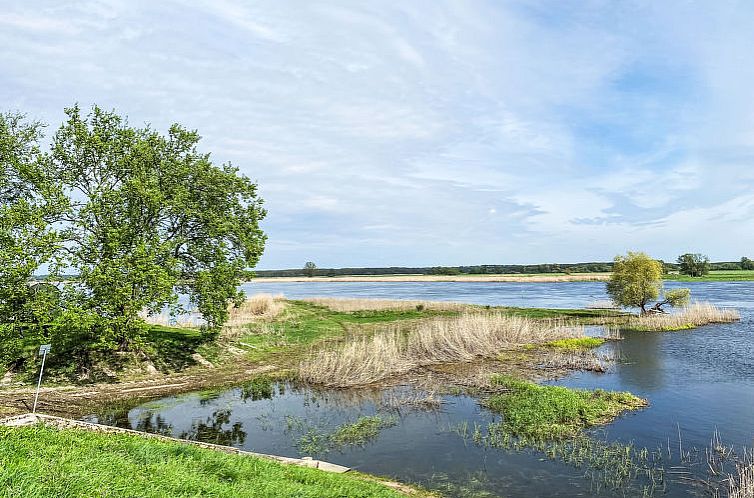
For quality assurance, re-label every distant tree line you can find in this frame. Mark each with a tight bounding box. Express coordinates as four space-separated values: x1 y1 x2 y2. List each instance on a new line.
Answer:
257 259 753 278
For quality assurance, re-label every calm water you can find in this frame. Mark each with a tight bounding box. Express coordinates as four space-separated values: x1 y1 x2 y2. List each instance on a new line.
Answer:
89 281 753 497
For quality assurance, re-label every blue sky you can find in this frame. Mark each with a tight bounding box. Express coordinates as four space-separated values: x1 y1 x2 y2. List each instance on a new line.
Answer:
2 1 754 269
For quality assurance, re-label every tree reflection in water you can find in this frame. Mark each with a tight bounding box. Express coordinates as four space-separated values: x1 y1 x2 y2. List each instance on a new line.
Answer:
181 409 246 446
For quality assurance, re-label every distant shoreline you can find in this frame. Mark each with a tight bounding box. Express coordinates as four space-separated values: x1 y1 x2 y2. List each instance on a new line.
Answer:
250 273 612 283
249 270 754 283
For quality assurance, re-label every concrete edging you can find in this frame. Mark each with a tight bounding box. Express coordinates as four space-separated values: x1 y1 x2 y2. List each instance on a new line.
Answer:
1 413 350 474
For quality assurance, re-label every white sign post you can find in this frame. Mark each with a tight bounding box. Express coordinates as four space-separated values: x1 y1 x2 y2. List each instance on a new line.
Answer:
32 344 51 414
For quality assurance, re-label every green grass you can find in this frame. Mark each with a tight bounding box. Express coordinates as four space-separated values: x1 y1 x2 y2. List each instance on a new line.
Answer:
145 325 215 372
329 415 398 447
236 301 456 362
543 337 606 350
663 270 754 281
486 376 646 440
495 306 624 321
0 425 410 498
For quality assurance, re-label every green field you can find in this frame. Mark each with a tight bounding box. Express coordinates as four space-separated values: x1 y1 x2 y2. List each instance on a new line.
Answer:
0 425 418 498
663 270 754 282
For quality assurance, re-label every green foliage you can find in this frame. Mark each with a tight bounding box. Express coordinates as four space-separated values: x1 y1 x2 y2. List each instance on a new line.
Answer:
429 266 461 276
662 288 690 308
606 252 663 312
544 337 606 350
0 113 65 367
0 425 405 498
0 105 266 372
486 376 646 439
303 261 317 277
606 253 691 314
741 257 754 271
676 253 710 277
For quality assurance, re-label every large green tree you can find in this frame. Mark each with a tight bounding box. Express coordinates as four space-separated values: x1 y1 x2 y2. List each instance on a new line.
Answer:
0 113 63 365
607 252 690 314
676 253 710 277
47 105 266 351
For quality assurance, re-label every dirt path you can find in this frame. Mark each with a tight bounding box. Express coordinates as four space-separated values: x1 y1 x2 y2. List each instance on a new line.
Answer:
0 362 281 418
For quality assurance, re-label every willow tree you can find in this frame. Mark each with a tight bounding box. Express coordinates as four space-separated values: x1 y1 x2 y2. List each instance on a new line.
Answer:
607 252 690 314
48 105 266 351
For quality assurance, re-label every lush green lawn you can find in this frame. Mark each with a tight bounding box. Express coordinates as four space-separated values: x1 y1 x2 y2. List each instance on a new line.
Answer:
485 376 647 440
663 270 754 281
0 425 411 498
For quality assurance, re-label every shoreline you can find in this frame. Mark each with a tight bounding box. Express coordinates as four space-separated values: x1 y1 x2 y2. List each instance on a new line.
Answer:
250 273 611 283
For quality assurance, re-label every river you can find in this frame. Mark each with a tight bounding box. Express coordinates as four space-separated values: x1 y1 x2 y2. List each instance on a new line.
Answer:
87 281 753 497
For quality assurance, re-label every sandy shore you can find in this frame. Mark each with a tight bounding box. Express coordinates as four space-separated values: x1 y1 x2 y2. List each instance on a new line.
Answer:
250 273 611 283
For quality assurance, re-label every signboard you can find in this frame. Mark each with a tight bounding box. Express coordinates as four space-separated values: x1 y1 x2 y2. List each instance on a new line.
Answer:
39 344 51 356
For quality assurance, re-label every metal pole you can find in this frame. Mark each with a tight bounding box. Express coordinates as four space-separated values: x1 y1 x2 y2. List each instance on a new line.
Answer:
32 351 47 414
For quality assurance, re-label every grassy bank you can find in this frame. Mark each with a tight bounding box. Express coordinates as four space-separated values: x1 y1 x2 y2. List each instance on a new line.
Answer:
0 424 422 498
485 376 647 439
663 270 754 282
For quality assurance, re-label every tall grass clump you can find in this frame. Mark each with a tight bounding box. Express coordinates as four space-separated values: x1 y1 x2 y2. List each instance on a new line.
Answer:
223 294 286 336
626 302 739 331
299 313 583 387
302 297 469 312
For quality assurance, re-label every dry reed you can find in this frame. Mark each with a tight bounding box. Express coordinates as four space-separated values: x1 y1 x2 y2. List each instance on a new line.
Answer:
626 302 739 331
223 294 286 336
729 453 754 498
299 313 584 387
302 297 469 312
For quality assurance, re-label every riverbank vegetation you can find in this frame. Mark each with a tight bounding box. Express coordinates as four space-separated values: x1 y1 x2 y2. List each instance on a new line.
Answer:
0 424 419 498
622 302 740 331
484 376 647 439
298 313 585 387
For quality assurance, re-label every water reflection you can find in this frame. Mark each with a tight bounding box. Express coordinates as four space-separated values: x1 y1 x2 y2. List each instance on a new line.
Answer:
181 409 246 446
614 331 665 391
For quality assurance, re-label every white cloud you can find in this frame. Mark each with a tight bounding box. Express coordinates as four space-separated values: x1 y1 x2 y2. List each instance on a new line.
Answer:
2 0 754 267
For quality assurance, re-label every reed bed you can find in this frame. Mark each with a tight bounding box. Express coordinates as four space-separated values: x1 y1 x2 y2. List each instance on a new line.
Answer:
729 450 754 498
626 302 739 331
302 297 470 312
299 313 584 387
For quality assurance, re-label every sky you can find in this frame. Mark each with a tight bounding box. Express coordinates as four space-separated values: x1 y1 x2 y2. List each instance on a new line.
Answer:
2 1 754 269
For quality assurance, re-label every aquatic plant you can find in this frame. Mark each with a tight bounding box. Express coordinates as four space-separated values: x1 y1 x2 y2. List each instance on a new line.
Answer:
485 376 647 439
295 415 397 455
